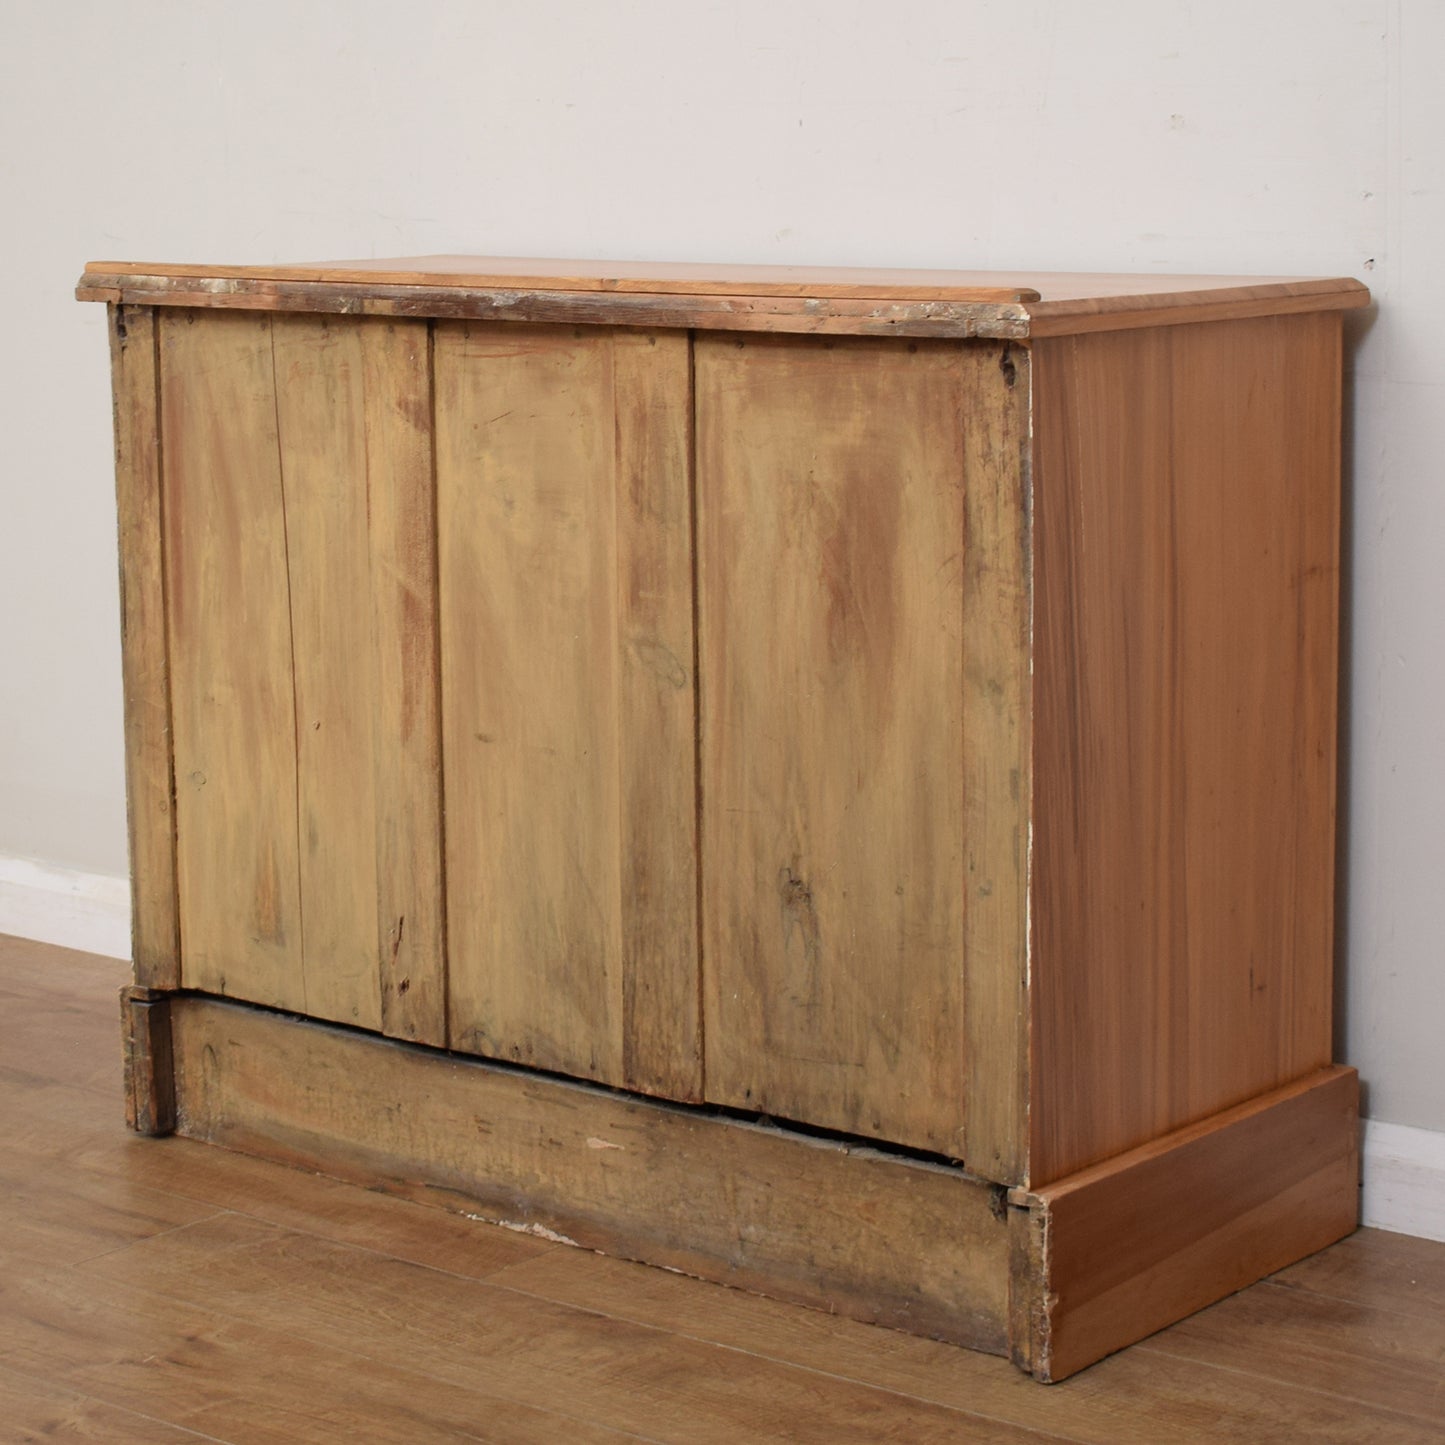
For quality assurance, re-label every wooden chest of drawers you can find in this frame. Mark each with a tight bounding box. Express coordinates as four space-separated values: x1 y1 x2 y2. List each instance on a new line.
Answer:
80 255 1367 1379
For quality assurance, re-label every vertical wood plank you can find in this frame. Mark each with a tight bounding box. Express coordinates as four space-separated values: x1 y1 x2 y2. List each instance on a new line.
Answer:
437 323 696 1092
960 341 1033 1185
362 319 447 1046
271 315 380 1031
1030 314 1343 1185
109 304 179 989
161 310 305 1013
696 333 967 1156
613 331 701 1098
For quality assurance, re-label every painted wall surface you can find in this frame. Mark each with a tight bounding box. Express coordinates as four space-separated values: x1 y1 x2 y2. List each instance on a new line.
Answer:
1 2 1438 1130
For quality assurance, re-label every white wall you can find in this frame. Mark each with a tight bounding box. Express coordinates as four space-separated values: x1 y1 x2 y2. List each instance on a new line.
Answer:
1 1 1438 1134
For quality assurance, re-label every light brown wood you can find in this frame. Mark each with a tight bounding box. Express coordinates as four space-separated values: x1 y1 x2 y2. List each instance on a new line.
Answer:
108 304 179 990
85 260 1365 1386
359 318 447 1045
85 254 1042 301
271 313 384 1032
1010 1065 1360 1383
160 310 446 1037
168 991 1012 1354
697 333 968 1156
959 340 1033 1183
160 309 306 1014
1029 313 1344 1184
436 323 699 1096
79 261 1369 342
612 330 703 1098
6 937 1439 1440
1138 1273 1445 1424
79 274 1038 341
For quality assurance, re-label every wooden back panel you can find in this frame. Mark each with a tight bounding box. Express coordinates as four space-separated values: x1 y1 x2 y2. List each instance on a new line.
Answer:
436 323 700 1099
696 334 972 1156
1029 313 1342 1185
160 310 445 1039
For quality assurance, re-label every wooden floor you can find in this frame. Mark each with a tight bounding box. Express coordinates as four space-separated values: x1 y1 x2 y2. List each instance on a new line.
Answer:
2 937 1442 1444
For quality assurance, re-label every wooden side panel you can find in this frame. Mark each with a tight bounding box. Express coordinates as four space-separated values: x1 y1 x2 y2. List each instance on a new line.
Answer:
169 993 1011 1354
161 310 305 1013
1030 314 1344 1184
960 342 1033 1184
436 324 698 1095
1013 1065 1359 1382
109 304 179 988
696 334 967 1156
161 311 445 1035
361 320 447 1046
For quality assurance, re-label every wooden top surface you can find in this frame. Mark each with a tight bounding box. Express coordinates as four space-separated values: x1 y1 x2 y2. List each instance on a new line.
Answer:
77 256 1370 336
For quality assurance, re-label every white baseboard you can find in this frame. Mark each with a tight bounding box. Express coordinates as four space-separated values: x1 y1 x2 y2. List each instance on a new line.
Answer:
0 856 131 961
1361 1118 1445 1244
2 853 1443 1241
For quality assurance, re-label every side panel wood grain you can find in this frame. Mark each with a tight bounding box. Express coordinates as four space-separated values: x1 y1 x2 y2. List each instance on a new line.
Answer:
1012 1066 1359 1381
696 334 967 1156
1030 314 1343 1184
169 993 1010 1355
161 309 305 1013
436 324 698 1095
109 304 179 989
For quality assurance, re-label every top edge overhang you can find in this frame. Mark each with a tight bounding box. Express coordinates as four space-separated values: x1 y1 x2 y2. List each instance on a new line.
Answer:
76 257 1370 339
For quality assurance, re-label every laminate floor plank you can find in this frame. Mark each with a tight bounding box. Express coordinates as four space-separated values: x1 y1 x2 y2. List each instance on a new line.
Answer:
1134 1278 1445 1424
486 1244 1445 1445
0 990 122 1096
0 1153 220 1270
79 1213 1060 1444
0 1261 644 1445
0 1076 554 1283
3 935 1444 1443
1272 1224 1445 1320
0 1359 227 1444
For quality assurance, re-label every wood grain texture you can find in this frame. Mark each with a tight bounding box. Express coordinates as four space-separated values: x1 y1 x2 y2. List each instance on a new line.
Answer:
0 1362 220 1445
85 254 1041 301
6 936 1438 1442
1011 1065 1360 1383
268 313 447 1041
1030 313 1344 1184
271 313 383 1031
697 333 967 1156
77 273 1036 341
1136 1275 1445 1425
160 311 446 1035
80 262 1368 340
612 331 702 1098
167 992 1011 1355
160 309 306 1014
960 340 1033 1184
360 318 447 1045
120 985 174 1136
108 304 179 990
436 323 698 1096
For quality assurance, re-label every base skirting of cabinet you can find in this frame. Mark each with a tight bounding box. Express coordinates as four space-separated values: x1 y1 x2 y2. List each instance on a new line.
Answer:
125 989 1360 1382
